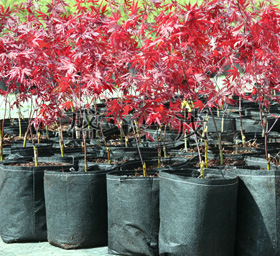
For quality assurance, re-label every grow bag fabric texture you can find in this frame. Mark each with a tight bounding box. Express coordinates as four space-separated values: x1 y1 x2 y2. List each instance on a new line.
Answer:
44 170 108 249
95 146 158 160
159 170 238 256
0 165 47 242
205 116 236 133
107 171 159 256
10 143 53 157
226 168 280 256
120 157 193 172
78 159 118 172
0 158 74 243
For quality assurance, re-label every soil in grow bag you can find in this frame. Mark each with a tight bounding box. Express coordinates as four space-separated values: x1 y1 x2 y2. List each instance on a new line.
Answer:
78 158 120 172
120 157 193 173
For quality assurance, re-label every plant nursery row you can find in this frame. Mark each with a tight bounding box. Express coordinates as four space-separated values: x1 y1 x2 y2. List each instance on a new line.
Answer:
0 0 279 255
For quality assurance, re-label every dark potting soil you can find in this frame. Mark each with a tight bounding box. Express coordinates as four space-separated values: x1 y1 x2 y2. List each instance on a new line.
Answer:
222 148 256 155
127 172 159 178
3 134 49 143
135 162 181 171
194 158 245 168
10 162 70 167
130 161 182 175
89 158 129 165
179 144 260 155
47 123 69 132
117 163 169 177
168 153 195 159
271 156 280 166
106 141 125 146
105 131 144 141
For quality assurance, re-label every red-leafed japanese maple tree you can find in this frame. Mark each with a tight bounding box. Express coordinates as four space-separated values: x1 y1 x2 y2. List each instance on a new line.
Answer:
0 0 279 170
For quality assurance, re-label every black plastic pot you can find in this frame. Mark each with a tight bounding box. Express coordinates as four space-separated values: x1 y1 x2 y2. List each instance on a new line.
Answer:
44 169 109 249
159 170 238 256
107 170 159 256
225 167 280 256
0 158 73 243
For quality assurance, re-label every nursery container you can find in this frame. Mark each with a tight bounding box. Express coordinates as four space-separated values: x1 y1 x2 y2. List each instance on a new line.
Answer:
44 167 111 249
95 146 159 160
78 159 119 171
205 116 236 133
0 157 73 243
107 170 159 256
120 156 193 172
159 170 238 256
235 117 280 133
10 142 53 157
225 167 280 256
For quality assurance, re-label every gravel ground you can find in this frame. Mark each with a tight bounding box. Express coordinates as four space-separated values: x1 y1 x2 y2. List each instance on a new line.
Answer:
0 238 110 256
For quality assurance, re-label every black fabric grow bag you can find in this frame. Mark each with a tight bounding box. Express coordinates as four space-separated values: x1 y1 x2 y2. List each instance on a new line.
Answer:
0 159 73 243
159 170 238 256
44 169 109 249
107 170 159 256
95 146 158 160
78 159 118 172
10 142 53 157
144 129 183 142
120 157 193 172
245 156 279 170
235 117 280 133
51 138 93 155
205 116 236 133
225 168 280 256
1 118 30 136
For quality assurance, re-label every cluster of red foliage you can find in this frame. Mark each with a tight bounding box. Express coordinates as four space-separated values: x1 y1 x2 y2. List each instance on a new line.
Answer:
0 0 279 130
